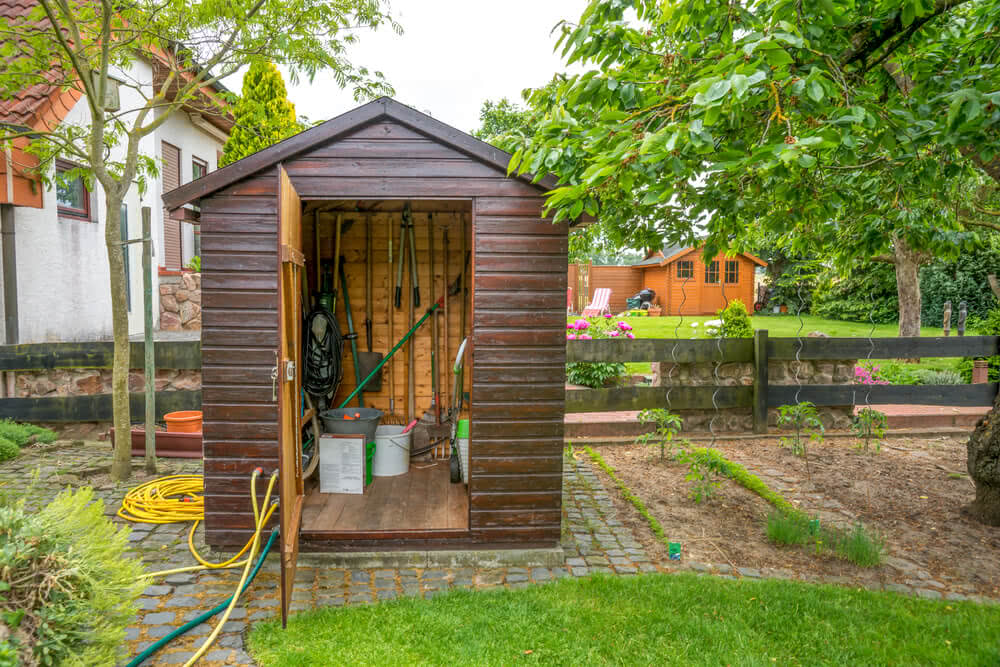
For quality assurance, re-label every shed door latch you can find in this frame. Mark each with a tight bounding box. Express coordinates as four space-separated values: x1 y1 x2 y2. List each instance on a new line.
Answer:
285 360 296 382
271 365 278 401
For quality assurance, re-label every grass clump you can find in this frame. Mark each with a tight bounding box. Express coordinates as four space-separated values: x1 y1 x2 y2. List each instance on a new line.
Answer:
767 508 885 567
248 572 1000 666
831 522 886 567
0 437 18 462
767 508 814 546
0 419 56 446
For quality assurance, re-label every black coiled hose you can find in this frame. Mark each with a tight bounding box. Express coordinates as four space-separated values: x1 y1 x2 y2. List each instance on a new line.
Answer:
303 307 344 402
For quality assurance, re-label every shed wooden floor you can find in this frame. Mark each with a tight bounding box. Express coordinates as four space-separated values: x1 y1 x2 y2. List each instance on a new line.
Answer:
301 463 468 533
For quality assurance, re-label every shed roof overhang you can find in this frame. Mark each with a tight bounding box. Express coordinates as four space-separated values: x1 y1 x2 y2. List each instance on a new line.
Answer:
162 96 585 223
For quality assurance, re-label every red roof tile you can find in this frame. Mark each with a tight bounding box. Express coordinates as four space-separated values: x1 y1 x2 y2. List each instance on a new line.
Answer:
0 0 70 129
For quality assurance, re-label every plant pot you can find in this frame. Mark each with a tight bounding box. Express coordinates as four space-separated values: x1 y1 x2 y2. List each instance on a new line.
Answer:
164 410 202 433
648 307 662 317
779 304 788 313
111 427 203 459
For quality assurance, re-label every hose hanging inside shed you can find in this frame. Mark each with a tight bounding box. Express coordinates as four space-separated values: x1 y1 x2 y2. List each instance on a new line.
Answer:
303 306 344 405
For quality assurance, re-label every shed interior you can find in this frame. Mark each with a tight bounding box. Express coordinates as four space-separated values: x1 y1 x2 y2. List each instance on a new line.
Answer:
297 199 472 537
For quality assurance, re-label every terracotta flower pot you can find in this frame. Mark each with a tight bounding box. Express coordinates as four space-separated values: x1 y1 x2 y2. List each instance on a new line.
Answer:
164 410 203 433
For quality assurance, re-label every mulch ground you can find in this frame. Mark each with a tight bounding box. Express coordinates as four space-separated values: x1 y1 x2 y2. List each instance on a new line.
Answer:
590 435 1000 598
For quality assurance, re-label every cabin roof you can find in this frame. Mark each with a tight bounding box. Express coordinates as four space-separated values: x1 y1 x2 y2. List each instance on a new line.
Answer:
633 245 768 268
162 96 559 211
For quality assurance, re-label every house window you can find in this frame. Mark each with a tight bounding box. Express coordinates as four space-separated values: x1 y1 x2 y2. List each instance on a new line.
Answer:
704 260 719 284
676 260 693 279
192 156 208 181
725 260 739 284
55 160 91 220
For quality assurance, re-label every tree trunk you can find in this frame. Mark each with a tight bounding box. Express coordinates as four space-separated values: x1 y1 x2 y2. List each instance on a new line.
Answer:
892 238 923 337
966 393 1000 525
104 194 132 482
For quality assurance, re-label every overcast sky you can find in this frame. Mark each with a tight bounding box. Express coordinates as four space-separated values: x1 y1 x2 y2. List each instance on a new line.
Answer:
224 1 589 134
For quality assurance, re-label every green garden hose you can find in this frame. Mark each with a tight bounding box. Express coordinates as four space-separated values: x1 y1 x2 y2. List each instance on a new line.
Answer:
125 528 278 667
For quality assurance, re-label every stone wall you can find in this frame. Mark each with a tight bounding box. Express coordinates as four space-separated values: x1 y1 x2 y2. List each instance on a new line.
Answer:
14 369 201 398
651 359 856 432
159 272 201 331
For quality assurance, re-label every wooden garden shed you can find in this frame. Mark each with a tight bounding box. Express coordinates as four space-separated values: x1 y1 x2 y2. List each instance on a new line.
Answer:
634 244 766 315
162 97 572 589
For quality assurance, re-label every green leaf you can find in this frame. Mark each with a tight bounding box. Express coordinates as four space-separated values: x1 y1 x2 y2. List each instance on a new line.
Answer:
807 80 824 103
704 79 731 103
797 154 817 168
766 49 794 67
731 74 749 99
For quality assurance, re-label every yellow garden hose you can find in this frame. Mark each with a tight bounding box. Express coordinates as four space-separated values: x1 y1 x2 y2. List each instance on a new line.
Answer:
118 473 275 573
119 469 279 665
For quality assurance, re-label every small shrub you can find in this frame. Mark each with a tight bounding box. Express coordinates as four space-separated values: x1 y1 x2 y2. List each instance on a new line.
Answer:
0 487 145 665
777 402 824 481
635 409 683 461
911 369 964 385
566 317 634 388
766 509 812 545
958 304 1000 383
185 255 201 272
852 407 887 454
716 299 754 338
677 449 726 503
0 420 56 446
0 438 18 463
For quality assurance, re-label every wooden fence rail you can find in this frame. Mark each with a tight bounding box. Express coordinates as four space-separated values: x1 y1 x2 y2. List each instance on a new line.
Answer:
567 331 999 432
0 340 200 422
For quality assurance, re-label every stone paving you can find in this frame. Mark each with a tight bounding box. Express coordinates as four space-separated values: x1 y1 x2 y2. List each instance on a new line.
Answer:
0 443 648 666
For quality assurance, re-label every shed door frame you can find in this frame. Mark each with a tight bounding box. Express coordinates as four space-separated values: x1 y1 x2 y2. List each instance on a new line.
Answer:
296 196 473 545
277 164 304 626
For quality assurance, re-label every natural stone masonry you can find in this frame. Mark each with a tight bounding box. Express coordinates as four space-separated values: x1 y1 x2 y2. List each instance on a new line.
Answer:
14 368 201 398
159 272 201 331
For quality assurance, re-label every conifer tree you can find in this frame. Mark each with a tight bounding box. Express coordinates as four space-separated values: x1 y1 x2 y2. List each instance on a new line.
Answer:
221 62 302 166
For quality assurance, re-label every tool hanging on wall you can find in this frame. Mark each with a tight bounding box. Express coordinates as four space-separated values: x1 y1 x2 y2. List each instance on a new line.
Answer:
428 213 441 429
442 226 450 418
460 214 468 405
449 338 468 483
406 209 416 422
384 214 404 425
338 257 364 408
407 206 420 308
331 214 343 312
356 213 383 391
394 208 406 309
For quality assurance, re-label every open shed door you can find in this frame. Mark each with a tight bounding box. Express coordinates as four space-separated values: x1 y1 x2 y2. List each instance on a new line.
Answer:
277 165 304 628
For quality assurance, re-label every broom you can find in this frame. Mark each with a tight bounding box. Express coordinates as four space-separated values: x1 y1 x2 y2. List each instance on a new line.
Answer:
382 212 405 425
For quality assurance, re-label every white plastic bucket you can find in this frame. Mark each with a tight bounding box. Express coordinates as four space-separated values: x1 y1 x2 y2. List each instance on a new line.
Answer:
373 425 411 477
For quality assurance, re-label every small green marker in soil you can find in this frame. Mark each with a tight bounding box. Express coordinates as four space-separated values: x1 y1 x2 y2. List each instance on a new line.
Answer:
809 519 821 535
668 542 682 560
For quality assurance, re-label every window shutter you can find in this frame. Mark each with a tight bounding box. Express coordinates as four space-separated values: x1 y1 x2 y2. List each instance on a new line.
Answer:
161 141 182 270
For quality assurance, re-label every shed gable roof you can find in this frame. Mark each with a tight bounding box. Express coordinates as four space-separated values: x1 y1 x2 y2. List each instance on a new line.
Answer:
162 96 557 211
633 245 767 268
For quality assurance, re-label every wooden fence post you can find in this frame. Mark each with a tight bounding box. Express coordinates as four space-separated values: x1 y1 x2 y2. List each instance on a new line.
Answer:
753 329 768 433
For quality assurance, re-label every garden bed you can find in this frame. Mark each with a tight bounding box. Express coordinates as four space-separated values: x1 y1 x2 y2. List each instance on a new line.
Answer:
589 435 1000 598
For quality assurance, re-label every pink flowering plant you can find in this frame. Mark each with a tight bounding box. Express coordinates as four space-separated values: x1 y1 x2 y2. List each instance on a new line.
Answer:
854 364 889 385
566 316 633 388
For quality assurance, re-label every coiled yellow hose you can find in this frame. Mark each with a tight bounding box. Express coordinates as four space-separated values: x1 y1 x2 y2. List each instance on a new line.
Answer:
118 473 274 574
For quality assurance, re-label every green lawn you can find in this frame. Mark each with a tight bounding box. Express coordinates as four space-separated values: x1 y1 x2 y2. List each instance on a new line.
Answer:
248 573 1000 666
567 314 959 376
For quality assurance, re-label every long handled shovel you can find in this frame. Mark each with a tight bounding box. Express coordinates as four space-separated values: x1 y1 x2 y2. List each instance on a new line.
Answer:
338 258 364 408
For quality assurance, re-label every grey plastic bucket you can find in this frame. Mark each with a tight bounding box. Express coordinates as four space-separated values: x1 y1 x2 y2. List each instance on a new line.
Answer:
319 408 383 443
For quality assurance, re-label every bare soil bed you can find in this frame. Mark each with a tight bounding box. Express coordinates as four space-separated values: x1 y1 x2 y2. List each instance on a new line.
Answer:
591 435 1000 598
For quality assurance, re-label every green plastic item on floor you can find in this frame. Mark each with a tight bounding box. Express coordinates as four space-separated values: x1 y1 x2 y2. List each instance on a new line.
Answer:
366 441 376 486
456 419 469 439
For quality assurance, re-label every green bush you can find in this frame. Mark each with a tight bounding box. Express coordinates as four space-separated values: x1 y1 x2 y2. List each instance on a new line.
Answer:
717 299 753 338
0 438 18 463
0 420 56 447
912 369 964 385
958 304 1000 383
920 235 1000 324
0 487 145 665
566 316 631 388
811 262 898 324
766 509 813 545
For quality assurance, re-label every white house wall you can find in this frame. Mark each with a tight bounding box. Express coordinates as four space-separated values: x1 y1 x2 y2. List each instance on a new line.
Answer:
9 61 224 343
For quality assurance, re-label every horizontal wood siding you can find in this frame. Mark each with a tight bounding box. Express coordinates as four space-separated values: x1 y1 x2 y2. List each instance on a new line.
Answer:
471 198 566 547
200 182 281 547
200 118 564 550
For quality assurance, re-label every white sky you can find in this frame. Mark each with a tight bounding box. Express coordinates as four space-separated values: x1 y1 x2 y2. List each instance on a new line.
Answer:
224 0 589 133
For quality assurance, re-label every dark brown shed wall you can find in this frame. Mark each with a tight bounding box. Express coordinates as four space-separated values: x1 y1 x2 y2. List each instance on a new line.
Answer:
471 197 566 546
200 120 565 549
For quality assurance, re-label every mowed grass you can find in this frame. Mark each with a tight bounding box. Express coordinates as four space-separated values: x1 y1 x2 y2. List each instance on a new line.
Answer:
247 573 1000 666
566 314 957 375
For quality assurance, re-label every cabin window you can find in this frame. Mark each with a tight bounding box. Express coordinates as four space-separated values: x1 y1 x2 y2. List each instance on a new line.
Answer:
676 260 693 279
55 160 92 221
725 260 739 284
704 260 719 284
